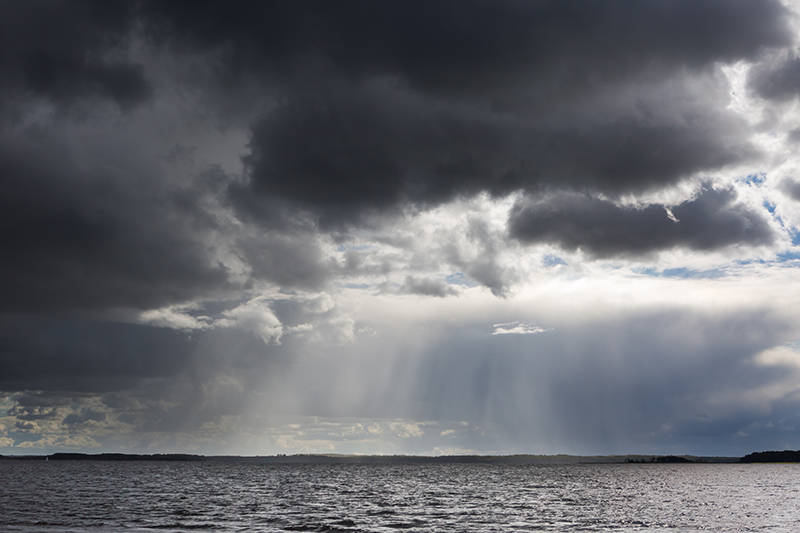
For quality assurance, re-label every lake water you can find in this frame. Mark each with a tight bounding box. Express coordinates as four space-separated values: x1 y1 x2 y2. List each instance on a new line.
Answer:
1 461 799 532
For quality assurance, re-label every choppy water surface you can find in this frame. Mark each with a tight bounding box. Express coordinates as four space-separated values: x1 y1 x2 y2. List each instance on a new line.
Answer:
1 461 799 532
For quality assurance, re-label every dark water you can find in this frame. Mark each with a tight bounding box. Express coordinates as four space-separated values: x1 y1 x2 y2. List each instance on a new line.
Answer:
1 461 799 532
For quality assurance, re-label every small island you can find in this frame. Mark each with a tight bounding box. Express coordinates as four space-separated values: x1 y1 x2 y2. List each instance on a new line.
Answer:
740 450 800 463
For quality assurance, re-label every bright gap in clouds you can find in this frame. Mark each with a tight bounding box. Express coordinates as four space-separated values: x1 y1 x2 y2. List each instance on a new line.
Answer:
491 322 551 336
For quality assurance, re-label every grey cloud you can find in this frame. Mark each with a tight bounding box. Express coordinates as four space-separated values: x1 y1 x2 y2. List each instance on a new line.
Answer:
787 128 800 144
238 67 755 228
236 233 331 290
8 405 58 422
0 316 282 435
509 186 774 256
14 421 36 432
0 0 789 313
0 1 149 110
164 0 785 227
444 217 515 297
235 83 507 227
0 294 326 411
62 410 106 427
7 392 81 411
1 1 789 232
401 276 458 298
780 179 800 202
0 316 198 392
749 53 800 102
0 127 231 313
140 1 788 99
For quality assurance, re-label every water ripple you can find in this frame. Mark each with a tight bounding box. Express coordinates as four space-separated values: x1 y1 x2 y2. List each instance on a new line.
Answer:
1 462 800 532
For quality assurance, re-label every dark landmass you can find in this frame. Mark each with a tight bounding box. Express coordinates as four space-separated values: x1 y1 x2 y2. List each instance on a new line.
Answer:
0 453 204 461
0 452 739 464
4 449 797 464
626 455 694 463
740 450 800 463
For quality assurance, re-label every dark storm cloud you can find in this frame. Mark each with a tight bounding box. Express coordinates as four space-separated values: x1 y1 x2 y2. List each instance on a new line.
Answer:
0 292 322 400
0 312 291 437
0 128 230 313
237 86 516 225
0 1 149 109
0 314 301 437
749 53 800 102
0 315 197 392
174 0 788 226
238 80 753 227
140 0 788 96
508 187 774 256
0 0 791 310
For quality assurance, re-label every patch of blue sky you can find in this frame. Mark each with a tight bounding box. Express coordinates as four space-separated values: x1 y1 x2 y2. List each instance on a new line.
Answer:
734 248 800 265
735 258 767 266
634 266 727 279
6 431 39 444
763 200 776 214
661 267 727 279
542 254 567 267
741 172 766 186
764 209 798 243
777 250 800 262
445 272 478 287
791 228 800 246
634 267 660 277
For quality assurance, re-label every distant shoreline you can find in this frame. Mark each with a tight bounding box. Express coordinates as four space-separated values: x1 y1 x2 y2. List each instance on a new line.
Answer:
2 450 797 463
0 452 755 464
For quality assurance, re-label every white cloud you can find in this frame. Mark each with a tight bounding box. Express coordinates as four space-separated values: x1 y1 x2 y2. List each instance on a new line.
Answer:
754 344 800 368
216 297 283 344
287 323 313 334
139 304 211 330
389 421 425 438
664 206 680 223
491 321 552 336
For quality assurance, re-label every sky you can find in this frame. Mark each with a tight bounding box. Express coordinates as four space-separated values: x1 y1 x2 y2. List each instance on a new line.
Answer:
3 0 800 457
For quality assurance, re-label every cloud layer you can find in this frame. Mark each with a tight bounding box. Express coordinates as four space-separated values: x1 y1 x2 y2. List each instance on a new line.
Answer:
2 1 800 455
